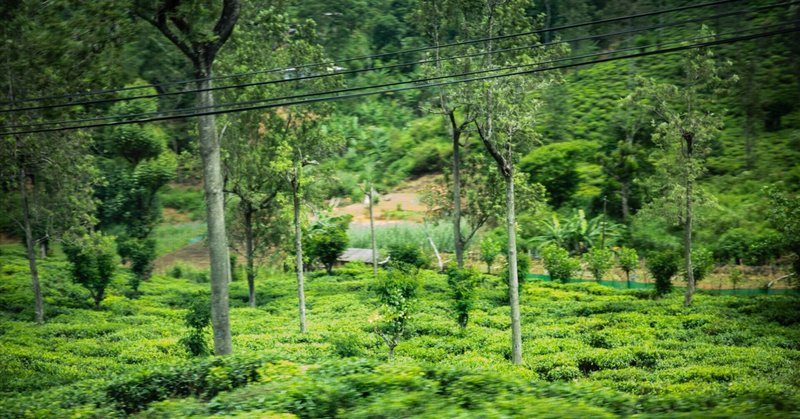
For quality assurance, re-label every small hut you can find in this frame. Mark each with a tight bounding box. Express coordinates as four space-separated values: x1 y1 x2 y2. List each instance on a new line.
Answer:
336 248 385 267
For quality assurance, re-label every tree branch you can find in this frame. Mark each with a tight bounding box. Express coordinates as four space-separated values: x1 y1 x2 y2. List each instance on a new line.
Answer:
474 120 510 178
212 0 241 54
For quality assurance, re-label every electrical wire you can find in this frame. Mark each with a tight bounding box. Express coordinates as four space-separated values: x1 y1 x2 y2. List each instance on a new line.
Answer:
0 0 744 107
3 24 796 137
5 19 795 132
3 0 791 115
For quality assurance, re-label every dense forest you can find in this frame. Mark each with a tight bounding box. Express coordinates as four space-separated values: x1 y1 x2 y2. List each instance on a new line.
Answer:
1 0 799 417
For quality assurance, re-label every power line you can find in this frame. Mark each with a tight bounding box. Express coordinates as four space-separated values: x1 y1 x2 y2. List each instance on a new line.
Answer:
3 0 790 116
3 24 796 137
7 19 794 132
0 0 744 108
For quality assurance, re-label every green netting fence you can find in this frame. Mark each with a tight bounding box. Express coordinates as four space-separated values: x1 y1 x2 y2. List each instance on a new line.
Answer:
526 274 800 296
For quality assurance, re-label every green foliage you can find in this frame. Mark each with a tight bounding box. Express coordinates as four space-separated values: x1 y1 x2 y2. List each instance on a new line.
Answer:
372 268 421 359
480 235 502 274
501 252 532 287
117 237 155 294
617 247 639 282
531 210 624 254
690 247 715 283
584 247 615 281
179 293 210 357
541 244 581 283
305 217 350 275
446 264 480 328
520 140 599 207
647 251 680 296
63 232 118 309
387 243 428 271
766 188 800 281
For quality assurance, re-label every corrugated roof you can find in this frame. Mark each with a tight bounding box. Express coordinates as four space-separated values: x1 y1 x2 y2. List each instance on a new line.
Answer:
338 248 380 263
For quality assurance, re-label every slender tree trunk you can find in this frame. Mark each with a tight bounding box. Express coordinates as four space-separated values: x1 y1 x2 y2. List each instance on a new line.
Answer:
197 66 232 355
369 184 378 279
505 171 523 365
452 127 464 268
620 181 630 222
683 176 695 307
20 166 44 324
425 224 444 272
244 207 256 308
292 170 307 333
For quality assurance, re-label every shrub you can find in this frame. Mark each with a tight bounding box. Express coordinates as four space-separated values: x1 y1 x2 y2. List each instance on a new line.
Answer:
387 243 428 271
617 247 639 283
306 218 350 275
541 244 581 282
647 251 679 296
117 236 156 294
500 252 531 288
446 264 481 328
690 247 714 283
480 236 503 274
63 231 118 309
372 268 421 359
584 247 615 281
178 293 210 357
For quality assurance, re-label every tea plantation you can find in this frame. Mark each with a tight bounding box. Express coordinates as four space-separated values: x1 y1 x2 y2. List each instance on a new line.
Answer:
1 245 799 418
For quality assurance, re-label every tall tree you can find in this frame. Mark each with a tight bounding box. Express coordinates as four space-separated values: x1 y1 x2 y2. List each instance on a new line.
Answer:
471 0 559 364
135 0 240 355
632 30 733 307
96 86 175 295
1 0 124 323
417 0 481 268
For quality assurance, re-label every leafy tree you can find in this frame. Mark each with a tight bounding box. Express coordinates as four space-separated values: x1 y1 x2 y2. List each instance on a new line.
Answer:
647 251 679 297
632 30 735 306
584 247 614 281
480 235 502 274
217 7 299 307
617 247 639 285
766 188 800 284
470 0 563 365
135 0 241 355
519 141 588 208
541 244 581 283
0 0 119 323
306 216 350 275
416 0 482 268
96 86 175 295
371 268 421 360
690 247 715 284
387 243 428 272
63 232 118 309
446 264 480 328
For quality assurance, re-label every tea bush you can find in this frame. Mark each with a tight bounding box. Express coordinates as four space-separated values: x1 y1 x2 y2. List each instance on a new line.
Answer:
1 244 799 417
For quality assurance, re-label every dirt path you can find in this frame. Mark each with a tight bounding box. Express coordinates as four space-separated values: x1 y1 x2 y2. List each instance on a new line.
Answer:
153 241 210 272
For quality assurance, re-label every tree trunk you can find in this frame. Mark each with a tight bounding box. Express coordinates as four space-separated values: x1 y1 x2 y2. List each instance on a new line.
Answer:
197 67 232 355
20 166 44 324
505 172 523 365
683 176 695 307
292 171 307 333
625 270 631 288
369 184 378 279
452 128 464 268
244 207 256 308
425 225 444 272
620 181 630 222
